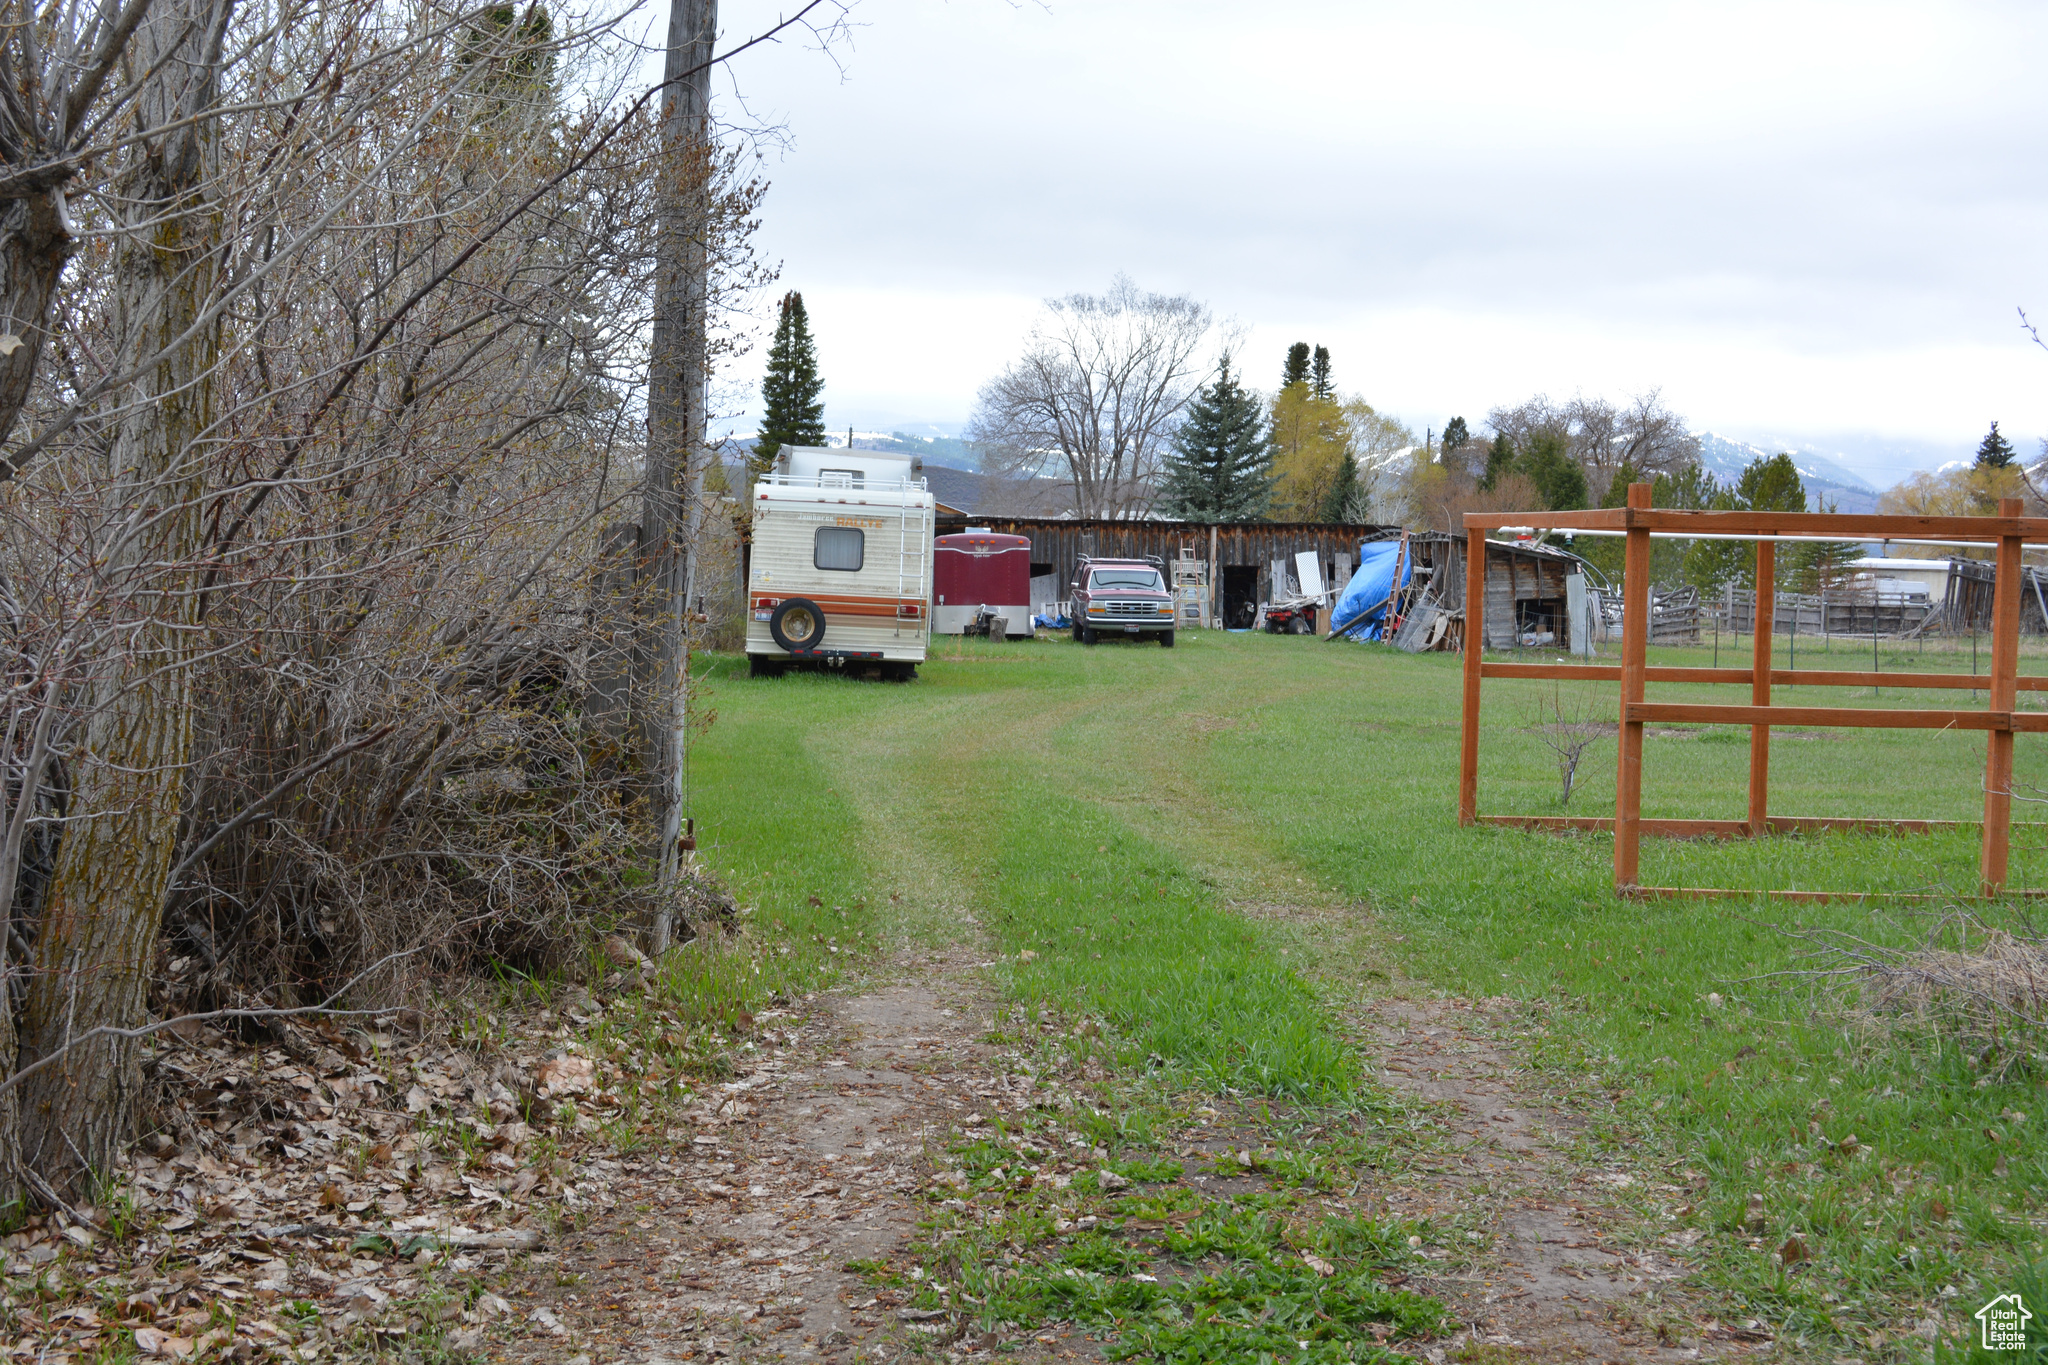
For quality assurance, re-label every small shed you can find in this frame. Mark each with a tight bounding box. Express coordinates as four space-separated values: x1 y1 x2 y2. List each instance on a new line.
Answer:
1402 534 1594 649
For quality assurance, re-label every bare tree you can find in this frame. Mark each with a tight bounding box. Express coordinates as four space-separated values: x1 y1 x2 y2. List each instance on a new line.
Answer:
0 0 821 1206
1530 685 1607 807
968 275 1217 519
639 0 717 957
1611 389 1700 485
1486 389 1699 503
14 0 236 1204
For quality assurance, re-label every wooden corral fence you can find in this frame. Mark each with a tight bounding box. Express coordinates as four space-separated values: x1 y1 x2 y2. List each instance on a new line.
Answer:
1459 487 2048 900
1945 559 2048 634
1717 585 1936 638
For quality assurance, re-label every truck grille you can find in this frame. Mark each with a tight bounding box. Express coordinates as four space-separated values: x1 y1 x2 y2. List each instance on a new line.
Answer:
1105 600 1158 617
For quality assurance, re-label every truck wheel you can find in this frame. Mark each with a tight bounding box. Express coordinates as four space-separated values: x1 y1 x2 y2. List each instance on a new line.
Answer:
769 597 826 653
1160 631 1175 648
1080 625 1098 645
749 655 785 679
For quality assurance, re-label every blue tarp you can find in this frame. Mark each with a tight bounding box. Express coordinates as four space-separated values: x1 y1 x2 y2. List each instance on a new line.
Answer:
1328 541 1411 640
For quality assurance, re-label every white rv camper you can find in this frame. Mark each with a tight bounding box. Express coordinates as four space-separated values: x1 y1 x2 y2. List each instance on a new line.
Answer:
746 445 933 679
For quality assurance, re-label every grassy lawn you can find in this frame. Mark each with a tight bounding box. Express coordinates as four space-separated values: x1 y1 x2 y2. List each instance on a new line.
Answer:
688 629 2048 1356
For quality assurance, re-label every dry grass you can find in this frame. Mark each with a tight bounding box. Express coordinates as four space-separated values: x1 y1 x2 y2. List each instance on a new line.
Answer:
1780 911 2048 1071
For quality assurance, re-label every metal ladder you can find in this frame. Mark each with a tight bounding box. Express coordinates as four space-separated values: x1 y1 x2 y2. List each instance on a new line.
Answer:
1172 543 1210 628
897 479 928 625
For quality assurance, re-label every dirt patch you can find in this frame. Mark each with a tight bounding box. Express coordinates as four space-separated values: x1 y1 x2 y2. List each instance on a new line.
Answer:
477 953 1753 1365
491 951 1029 1363
1357 994 1758 1361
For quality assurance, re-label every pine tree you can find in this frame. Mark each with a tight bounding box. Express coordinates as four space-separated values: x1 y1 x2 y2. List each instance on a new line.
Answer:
1440 416 1469 458
1156 358 1272 521
1976 421 2016 469
1739 452 1807 513
1479 432 1515 491
1309 345 1333 400
1281 342 1310 390
753 291 826 480
1521 431 1587 510
1317 450 1366 523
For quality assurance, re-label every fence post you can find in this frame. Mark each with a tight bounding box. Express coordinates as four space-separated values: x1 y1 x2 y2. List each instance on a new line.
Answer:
1615 483 1652 890
1458 526 1485 825
1981 499 2024 895
1749 541 1775 837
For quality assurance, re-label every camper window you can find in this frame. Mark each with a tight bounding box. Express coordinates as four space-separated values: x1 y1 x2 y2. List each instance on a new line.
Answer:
815 526 865 571
818 468 863 489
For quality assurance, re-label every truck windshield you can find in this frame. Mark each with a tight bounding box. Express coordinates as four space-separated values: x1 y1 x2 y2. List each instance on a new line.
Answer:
1091 569 1163 591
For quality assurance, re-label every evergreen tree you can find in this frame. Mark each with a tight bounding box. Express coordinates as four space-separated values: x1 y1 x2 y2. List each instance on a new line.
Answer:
1575 458 1642 580
1738 452 1808 513
1976 421 2016 469
1281 342 1311 390
1683 453 1808 590
1440 415 1469 458
753 291 826 480
1480 432 1514 492
1788 495 1864 592
1318 451 1365 523
1521 430 1587 510
1156 358 1273 521
1309 345 1333 400
455 3 558 131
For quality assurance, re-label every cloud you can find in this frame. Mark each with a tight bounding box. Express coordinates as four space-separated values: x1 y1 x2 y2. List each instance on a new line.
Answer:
710 0 2048 467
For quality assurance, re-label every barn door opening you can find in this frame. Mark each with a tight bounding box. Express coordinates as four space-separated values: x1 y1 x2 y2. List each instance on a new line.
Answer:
1221 565 1260 629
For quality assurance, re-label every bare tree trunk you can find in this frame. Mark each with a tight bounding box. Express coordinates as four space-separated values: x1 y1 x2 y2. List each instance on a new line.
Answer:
0 190 75 462
638 0 715 956
15 0 227 1204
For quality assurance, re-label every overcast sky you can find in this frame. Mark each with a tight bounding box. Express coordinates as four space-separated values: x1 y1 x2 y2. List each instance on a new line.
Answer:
699 0 2048 485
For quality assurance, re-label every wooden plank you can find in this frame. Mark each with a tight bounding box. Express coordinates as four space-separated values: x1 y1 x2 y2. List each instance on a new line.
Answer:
1983 502 2025 893
1481 814 2005 837
1477 661 2048 690
1465 510 1629 531
1483 816 1753 838
1465 507 2048 541
1615 483 1652 888
1750 541 1773 836
1625 886 2048 903
1627 702 2048 732
1767 669 2048 692
1458 526 1485 825
1482 663 1622 680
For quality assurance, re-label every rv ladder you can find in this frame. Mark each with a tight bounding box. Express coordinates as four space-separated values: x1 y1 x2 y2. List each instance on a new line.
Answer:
897 490 928 620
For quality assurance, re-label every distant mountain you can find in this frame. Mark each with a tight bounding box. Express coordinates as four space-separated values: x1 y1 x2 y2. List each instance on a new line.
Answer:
1694 432 1880 513
849 431 983 471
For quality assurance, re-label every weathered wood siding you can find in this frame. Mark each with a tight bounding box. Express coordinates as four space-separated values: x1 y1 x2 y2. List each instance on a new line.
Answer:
1405 534 1585 647
933 516 1398 597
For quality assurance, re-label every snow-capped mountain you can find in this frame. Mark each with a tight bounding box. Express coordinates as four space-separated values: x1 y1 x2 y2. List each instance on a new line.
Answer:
1694 432 1880 513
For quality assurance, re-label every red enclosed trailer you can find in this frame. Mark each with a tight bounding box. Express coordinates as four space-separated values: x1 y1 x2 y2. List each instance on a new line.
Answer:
933 531 1033 637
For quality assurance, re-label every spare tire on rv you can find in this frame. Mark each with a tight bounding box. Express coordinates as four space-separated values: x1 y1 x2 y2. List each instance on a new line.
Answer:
769 597 826 653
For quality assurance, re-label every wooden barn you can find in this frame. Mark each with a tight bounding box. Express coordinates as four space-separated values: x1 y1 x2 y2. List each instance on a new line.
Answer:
930 514 1399 627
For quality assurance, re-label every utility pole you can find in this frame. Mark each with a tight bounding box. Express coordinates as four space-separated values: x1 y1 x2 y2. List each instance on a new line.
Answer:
640 0 717 956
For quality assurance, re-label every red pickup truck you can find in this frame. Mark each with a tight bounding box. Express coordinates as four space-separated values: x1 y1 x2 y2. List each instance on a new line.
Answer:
1068 555 1176 647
